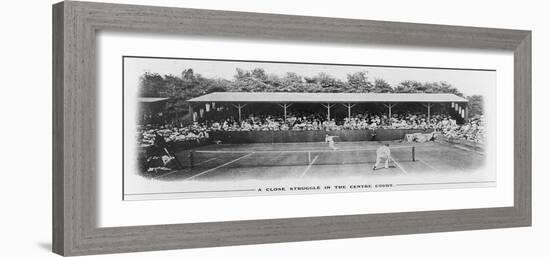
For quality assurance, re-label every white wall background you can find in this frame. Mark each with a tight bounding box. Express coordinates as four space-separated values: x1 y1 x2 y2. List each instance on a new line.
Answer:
0 0 547 256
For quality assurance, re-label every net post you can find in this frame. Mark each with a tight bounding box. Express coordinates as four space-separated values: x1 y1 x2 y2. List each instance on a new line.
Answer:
189 151 194 168
308 151 311 164
412 146 416 162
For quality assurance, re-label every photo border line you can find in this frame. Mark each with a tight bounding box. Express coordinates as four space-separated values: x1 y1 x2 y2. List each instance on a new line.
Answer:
122 55 498 72
121 55 496 199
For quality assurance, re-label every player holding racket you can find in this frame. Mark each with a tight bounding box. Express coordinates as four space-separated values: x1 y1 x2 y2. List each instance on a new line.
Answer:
373 143 391 170
325 134 339 150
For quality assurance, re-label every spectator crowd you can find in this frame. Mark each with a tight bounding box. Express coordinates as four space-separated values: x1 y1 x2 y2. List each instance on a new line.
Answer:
138 111 485 147
436 115 485 143
139 122 210 148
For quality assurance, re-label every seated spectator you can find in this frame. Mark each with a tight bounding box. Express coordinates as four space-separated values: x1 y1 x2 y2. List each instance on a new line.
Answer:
137 111 485 146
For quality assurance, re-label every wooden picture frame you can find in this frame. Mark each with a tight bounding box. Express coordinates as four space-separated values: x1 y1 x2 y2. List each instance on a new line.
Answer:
52 1 531 256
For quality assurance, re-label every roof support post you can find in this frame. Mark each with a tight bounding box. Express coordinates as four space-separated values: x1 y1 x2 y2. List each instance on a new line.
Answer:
384 103 396 120
342 103 356 121
423 103 432 124
231 103 247 122
460 104 466 119
188 103 195 122
321 103 334 121
278 103 292 122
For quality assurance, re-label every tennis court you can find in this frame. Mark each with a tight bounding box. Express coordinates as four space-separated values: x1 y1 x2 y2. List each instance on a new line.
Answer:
152 140 484 181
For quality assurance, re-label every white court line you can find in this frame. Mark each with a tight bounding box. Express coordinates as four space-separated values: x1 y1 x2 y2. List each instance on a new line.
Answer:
185 153 254 180
390 157 408 174
419 159 438 171
300 155 319 178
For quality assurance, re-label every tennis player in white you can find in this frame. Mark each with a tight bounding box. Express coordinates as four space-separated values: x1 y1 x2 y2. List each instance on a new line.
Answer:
373 143 391 170
325 134 338 150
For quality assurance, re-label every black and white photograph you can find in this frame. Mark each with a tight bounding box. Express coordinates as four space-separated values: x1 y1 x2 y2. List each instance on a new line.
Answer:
0 0 542 256
123 57 495 200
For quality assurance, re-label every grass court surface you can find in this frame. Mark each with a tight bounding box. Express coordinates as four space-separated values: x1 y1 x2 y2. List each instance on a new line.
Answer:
152 140 484 181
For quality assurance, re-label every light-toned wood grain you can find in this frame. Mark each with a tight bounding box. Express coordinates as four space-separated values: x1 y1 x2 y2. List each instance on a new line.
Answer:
52 1 531 256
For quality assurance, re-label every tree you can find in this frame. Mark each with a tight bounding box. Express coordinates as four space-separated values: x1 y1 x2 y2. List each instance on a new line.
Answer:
372 79 393 93
394 80 424 93
265 74 283 90
139 67 470 116
230 68 270 92
393 81 465 96
139 72 166 97
283 72 302 84
467 95 484 116
279 72 304 92
311 72 346 92
251 68 268 81
436 82 464 97
181 68 195 80
346 71 373 92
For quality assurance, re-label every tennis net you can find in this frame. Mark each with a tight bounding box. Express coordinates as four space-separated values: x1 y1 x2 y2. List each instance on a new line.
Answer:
185 146 416 169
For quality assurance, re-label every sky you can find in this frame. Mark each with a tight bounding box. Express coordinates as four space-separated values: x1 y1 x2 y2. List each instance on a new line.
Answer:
124 57 496 96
